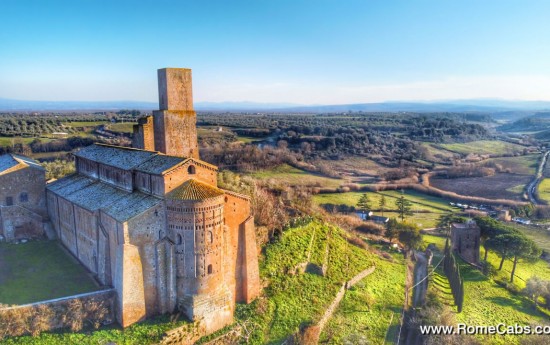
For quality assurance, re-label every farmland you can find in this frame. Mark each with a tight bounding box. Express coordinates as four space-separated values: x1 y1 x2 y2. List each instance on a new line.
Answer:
485 154 540 175
252 164 345 188
537 178 550 203
439 140 527 155
429 173 531 201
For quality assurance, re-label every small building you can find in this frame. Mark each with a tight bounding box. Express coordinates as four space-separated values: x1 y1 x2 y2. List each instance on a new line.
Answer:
370 215 389 224
498 209 512 222
356 211 373 221
0 154 47 241
450 221 480 264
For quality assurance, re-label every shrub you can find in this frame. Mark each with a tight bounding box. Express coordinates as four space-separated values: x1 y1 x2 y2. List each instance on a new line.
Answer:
355 222 385 236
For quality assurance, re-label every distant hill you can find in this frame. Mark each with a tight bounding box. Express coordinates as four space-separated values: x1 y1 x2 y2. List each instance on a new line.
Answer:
0 98 157 111
498 111 550 133
1 98 549 117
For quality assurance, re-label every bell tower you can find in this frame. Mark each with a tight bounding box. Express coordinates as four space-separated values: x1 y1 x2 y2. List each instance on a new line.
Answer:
152 68 199 158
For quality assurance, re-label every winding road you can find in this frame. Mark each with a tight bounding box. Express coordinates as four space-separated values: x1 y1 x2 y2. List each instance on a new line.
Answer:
527 150 550 205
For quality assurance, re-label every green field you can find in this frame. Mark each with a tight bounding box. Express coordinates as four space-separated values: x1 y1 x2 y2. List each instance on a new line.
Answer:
0 136 50 146
105 122 136 133
439 140 527 155
537 178 550 203
423 233 448 251
485 154 540 175
313 190 454 228
425 241 550 345
236 135 266 143
485 249 550 289
0 241 100 305
63 121 108 127
252 164 345 188
457 260 549 345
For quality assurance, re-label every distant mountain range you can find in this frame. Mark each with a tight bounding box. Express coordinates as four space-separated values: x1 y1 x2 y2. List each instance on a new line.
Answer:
1 97 550 114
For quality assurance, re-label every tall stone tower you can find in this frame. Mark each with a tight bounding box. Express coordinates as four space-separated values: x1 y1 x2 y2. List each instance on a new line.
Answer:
134 68 199 158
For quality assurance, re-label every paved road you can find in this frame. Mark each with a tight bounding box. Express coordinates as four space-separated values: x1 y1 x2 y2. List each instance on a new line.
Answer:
527 151 550 205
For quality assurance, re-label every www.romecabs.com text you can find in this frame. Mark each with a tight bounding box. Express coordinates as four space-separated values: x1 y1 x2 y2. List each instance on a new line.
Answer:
420 323 550 335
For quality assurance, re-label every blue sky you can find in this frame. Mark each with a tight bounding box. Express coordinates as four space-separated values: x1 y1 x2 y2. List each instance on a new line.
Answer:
1 0 549 104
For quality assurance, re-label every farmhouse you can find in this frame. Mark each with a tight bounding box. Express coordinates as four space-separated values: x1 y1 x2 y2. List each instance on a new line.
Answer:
1 68 261 335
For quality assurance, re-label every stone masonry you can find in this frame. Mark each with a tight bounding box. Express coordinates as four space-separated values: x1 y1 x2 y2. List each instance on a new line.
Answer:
0 154 47 241
43 67 261 335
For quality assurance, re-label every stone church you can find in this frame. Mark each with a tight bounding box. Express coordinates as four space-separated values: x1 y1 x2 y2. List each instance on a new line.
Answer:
42 68 260 332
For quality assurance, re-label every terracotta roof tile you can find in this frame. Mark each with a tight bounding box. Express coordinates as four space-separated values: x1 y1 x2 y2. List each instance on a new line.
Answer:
168 179 224 201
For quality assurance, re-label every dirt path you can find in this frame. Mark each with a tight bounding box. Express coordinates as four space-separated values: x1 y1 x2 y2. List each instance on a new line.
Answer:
412 251 428 308
527 150 550 205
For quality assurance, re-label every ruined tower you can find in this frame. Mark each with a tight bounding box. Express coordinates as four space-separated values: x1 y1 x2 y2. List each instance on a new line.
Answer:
133 68 199 158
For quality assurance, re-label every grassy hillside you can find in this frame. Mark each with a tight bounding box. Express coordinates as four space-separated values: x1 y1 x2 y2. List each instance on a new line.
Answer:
235 220 406 344
424 234 550 345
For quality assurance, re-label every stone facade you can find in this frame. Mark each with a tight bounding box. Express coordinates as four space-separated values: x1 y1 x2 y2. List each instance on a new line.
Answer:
450 221 480 264
44 67 260 334
0 154 46 241
134 68 199 159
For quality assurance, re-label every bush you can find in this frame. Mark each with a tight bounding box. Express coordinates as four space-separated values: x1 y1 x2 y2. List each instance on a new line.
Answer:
347 236 367 249
355 222 385 236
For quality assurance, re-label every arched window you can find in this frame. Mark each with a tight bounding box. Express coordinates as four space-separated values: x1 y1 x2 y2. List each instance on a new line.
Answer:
187 165 196 174
177 234 183 245
19 192 28 203
208 231 213 243
207 264 213 274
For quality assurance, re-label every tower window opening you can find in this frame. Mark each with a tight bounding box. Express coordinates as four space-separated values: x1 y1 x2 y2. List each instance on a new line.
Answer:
177 234 183 245
207 264 213 274
188 165 196 174
19 192 28 203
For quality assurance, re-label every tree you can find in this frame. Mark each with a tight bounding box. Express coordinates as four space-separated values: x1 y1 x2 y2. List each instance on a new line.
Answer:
378 195 387 216
386 218 399 243
484 232 517 271
508 236 541 283
475 216 508 261
524 277 549 308
356 193 371 215
395 196 413 221
397 222 422 257
437 214 466 233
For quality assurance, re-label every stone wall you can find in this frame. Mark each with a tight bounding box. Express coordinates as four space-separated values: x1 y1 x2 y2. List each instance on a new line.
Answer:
0 163 46 217
0 289 115 337
162 161 217 194
132 116 155 151
0 164 46 241
0 205 44 241
153 110 199 159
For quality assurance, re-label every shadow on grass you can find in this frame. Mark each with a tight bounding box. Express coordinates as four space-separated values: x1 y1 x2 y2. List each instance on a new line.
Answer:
487 296 543 318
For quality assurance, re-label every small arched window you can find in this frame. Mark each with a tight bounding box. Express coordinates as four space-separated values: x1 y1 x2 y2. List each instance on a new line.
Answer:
19 192 28 203
188 165 196 174
208 231 213 244
177 234 183 245
207 264 213 274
